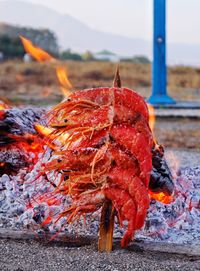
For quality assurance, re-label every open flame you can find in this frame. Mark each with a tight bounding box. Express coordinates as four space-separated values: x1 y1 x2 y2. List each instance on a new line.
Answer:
0 101 10 110
20 36 54 62
35 124 69 148
20 36 72 97
147 104 156 135
56 67 72 97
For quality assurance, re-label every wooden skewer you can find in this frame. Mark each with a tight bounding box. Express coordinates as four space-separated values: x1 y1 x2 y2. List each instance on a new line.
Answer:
98 199 115 252
113 65 122 88
98 66 121 252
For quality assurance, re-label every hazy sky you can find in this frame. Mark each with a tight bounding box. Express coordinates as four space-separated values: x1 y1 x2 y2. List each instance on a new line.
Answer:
3 0 200 44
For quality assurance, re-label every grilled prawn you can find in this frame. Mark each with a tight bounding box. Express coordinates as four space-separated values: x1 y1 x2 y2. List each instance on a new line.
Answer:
39 84 154 248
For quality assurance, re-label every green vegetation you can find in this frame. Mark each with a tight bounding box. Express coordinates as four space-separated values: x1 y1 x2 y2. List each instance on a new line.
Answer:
0 23 58 58
82 51 95 61
120 55 151 64
96 50 116 56
60 49 82 61
0 35 24 58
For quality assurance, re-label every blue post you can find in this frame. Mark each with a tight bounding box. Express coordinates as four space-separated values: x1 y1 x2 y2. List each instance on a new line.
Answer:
148 0 175 105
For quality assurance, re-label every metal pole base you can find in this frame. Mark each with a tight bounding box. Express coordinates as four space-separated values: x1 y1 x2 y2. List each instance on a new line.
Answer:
148 94 176 105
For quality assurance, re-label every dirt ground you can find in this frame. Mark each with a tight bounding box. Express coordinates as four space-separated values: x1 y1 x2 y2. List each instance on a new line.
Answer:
0 239 199 271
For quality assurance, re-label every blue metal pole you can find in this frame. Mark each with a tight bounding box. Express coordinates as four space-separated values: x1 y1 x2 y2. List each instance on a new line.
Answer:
148 0 175 105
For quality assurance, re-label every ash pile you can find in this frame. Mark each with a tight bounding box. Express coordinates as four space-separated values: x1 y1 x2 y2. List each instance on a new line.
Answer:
0 107 199 245
139 166 200 244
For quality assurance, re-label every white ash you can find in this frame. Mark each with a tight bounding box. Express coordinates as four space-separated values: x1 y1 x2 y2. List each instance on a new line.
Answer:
137 167 200 244
0 150 199 245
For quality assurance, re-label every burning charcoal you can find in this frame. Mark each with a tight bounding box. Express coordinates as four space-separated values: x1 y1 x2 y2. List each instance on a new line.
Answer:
0 108 46 136
0 149 28 175
0 107 46 176
149 144 174 196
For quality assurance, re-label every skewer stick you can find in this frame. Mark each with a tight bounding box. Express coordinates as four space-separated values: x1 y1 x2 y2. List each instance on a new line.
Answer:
98 199 115 252
98 66 121 252
113 65 121 88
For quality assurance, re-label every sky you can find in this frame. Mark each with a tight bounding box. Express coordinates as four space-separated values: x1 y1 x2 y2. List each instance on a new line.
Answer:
20 0 200 44
2 0 200 45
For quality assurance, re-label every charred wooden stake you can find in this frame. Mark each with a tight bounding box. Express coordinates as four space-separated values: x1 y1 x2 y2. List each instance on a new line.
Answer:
113 65 121 88
98 199 115 252
98 67 121 252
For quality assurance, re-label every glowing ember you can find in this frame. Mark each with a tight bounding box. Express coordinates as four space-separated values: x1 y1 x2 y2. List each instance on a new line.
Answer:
0 108 45 175
149 191 173 204
0 101 10 110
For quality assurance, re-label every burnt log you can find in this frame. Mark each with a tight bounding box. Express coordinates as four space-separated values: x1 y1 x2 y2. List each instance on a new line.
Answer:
149 144 174 196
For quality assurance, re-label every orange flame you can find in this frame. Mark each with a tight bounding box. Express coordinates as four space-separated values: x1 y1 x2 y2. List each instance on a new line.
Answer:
147 104 155 133
56 67 72 97
0 101 10 110
35 124 69 146
20 36 72 97
0 105 6 110
20 36 54 62
56 67 72 89
149 191 173 204
35 124 55 137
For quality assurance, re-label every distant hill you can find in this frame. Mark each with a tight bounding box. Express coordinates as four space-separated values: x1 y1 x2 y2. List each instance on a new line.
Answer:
0 0 151 56
0 0 200 65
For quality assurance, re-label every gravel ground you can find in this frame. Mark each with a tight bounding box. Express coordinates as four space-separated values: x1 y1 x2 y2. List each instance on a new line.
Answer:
0 239 199 271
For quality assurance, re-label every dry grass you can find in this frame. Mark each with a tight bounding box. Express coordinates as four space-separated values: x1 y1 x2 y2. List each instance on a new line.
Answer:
1 60 200 149
0 60 200 105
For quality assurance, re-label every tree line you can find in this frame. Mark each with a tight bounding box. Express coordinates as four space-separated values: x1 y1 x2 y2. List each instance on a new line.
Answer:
0 34 150 64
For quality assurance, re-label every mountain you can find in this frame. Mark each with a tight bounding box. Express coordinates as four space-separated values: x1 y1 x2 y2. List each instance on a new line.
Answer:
0 0 151 56
0 0 200 66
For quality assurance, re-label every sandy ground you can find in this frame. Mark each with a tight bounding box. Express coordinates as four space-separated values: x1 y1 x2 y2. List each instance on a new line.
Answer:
0 239 199 271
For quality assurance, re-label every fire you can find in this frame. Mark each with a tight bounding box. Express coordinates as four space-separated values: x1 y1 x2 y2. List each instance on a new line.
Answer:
147 104 156 134
35 124 69 146
35 124 55 138
149 191 173 204
0 101 10 110
20 36 72 97
56 67 72 90
20 36 54 62
56 67 72 97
